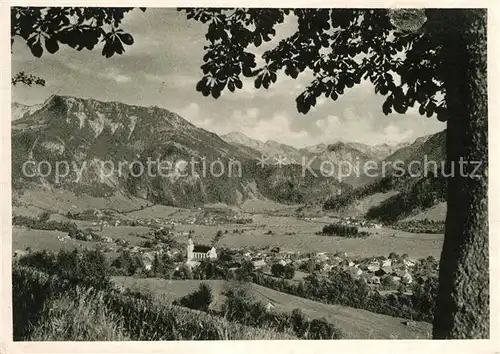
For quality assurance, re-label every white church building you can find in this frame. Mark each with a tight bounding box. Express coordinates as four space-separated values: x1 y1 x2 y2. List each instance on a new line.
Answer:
186 236 217 263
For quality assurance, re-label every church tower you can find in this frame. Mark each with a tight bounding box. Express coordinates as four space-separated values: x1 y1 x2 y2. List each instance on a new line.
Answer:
186 235 194 262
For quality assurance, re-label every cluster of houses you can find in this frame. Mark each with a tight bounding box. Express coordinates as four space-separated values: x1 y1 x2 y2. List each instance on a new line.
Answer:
82 210 252 229
342 257 415 285
302 216 383 229
216 246 424 290
190 211 253 226
335 217 383 229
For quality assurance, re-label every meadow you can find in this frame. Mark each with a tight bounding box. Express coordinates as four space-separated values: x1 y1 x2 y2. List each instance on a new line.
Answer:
173 214 443 259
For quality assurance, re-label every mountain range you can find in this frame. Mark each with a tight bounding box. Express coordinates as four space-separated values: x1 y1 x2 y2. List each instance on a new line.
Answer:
11 95 345 208
222 132 410 187
11 95 446 220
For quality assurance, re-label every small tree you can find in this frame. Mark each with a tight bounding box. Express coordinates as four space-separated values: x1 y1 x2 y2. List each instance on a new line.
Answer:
271 263 285 277
177 283 213 312
235 260 255 282
291 308 308 337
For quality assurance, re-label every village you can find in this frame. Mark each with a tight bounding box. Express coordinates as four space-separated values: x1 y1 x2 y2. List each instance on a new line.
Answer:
50 210 437 295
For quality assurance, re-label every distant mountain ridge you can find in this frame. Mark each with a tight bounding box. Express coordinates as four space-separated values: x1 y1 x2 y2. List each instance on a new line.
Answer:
223 131 410 162
223 131 414 187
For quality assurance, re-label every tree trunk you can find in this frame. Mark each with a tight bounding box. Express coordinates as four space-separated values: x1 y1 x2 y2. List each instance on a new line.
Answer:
432 9 489 339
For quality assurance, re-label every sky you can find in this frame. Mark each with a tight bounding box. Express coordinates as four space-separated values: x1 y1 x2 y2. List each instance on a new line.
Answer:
12 8 446 148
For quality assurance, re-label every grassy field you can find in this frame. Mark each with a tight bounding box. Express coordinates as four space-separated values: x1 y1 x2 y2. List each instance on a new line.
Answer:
402 202 447 222
12 227 91 252
16 187 151 214
112 277 432 339
12 225 149 253
239 199 301 214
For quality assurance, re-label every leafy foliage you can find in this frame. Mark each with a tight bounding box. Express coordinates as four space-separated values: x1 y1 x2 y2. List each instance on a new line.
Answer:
11 7 143 58
17 249 112 289
11 7 144 86
111 250 145 276
181 8 448 121
11 71 45 86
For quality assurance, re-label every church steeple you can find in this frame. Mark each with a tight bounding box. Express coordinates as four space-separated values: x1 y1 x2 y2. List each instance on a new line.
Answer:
186 233 194 262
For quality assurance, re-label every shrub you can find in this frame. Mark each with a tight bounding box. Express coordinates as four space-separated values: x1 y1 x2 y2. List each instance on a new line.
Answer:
320 223 367 238
175 283 213 312
111 251 144 276
251 270 436 323
394 219 445 234
284 264 295 279
271 263 286 277
18 249 111 289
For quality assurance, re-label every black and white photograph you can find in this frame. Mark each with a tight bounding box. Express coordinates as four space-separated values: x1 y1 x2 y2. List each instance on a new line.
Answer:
3 3 496 348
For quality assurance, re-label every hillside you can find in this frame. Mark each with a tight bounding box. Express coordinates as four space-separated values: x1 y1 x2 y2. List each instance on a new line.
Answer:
12 96 346 209
11 102 43 121
323 130 447 222
112 277 432 339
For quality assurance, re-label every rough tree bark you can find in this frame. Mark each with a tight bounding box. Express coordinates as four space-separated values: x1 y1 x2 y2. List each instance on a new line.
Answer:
431 9 489 339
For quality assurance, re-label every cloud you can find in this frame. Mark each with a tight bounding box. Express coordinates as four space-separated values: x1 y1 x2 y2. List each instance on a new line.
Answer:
238 111 309 146
383 124 415 143
144 73 198 88
178 102 201 121
178 102 215 130
313 115 417 146
64 62 131 84
100 68 131 84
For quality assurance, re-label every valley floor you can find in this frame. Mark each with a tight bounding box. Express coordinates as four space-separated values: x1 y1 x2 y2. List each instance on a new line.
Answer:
13 215 444 260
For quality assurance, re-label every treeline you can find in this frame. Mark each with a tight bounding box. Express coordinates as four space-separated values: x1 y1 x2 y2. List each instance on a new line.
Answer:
365 176 446 223
323 171 446 225
13 212 78 233
394 219 445 234
323 176 394 212
221 285 342 339
319 223 368 238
